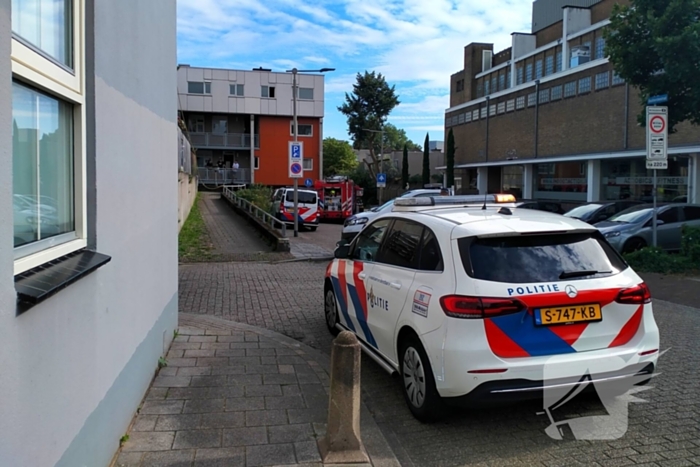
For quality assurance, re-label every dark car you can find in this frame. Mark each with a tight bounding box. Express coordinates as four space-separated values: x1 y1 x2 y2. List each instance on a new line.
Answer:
515 199 565 214
564 201 642 224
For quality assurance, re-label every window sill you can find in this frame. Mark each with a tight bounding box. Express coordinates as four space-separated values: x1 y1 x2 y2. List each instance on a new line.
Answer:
15 248 111 315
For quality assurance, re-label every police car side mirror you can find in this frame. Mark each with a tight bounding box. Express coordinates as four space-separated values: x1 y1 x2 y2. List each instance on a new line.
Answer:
334 245 350 259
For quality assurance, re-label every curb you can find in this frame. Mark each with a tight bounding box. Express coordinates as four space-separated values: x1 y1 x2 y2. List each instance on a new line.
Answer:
272 255 334 264
178 313 401 467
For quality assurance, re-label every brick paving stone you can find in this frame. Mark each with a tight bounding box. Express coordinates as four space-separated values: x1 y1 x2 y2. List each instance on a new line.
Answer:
245 409 288 427
245 443 296 467
176 367 212 377
121 432 175 451
141 400 184 415
154 414 201 431
200 412 246 429
268 423 314 444
222 426 268 447
225 397 265 412
294 440 323 463
244 385 282 397
210 366 246 375
115 451 143 467
193 447 245 467
146 388 169 400
132 415 158 432
152 376 191 388
140 450 195 466
172 429 222 449
265 395 306 410
182 398 225 414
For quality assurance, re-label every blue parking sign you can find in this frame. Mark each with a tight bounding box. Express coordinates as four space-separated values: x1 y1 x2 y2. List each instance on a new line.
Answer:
376 173 387 188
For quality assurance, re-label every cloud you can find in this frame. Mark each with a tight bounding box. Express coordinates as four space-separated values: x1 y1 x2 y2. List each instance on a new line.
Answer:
177 0 533 143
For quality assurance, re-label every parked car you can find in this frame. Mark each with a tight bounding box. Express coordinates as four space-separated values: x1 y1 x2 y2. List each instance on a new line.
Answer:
340 189 442 243
515 199 565 214
595 203 700 253
565 201 642 224
272 187 320 231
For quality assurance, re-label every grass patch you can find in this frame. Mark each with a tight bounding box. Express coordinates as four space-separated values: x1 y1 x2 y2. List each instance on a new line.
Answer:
179 193 214 261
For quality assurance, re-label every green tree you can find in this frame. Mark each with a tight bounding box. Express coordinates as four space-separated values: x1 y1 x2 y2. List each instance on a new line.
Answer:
401 144 409 189
604 0 700 132
322 137 357 177
446 129 455 189
422 133 430 186
382 123 421 152
338 71 400 178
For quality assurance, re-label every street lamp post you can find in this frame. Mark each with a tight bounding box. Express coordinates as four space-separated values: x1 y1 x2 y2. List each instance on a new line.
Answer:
287 67 335 237
362 128 384 205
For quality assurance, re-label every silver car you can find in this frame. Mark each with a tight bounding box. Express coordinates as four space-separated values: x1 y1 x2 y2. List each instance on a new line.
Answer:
595 203 700 253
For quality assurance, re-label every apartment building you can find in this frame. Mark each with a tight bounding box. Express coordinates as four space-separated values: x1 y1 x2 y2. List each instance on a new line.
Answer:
444 0 700 204
177 65 326 187
1 1 177 466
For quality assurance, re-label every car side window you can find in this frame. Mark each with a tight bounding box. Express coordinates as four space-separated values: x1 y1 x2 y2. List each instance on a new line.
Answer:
351 219 391 263
683 206 700 221
417 229 443 271
376 219 424 269
658 207 680 224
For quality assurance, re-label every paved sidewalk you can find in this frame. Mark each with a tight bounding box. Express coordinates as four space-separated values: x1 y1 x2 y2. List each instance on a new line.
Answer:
193 194 294 262
115 314 399 467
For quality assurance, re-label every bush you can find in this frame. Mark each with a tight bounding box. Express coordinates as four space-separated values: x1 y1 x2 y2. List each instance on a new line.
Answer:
623 224 700 274
236 184 274 214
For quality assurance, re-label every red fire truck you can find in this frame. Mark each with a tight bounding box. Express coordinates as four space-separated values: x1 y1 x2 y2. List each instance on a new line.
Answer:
314 176 364 220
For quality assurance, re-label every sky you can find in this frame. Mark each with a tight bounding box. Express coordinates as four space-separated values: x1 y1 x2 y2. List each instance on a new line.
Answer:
176 0 533 146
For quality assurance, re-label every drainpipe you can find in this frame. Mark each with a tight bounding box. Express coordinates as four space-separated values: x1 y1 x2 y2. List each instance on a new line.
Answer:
623 82 629 149
534 80 540 158
485 96 490 162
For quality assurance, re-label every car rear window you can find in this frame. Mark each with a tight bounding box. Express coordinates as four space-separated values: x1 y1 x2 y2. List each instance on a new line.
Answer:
458 232 626 283
286 191 317 204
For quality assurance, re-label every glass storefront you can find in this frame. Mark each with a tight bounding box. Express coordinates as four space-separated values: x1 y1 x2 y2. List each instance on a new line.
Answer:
502 166 524 198
457 169 478 195
533 161 588 202
600 157 689 202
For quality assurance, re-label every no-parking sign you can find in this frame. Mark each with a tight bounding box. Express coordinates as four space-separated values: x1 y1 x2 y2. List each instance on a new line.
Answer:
646 106 668 170
289 141 304 178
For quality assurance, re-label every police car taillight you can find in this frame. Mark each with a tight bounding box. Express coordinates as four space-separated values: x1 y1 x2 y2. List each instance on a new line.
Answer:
615 283 651 305
440 295 525 319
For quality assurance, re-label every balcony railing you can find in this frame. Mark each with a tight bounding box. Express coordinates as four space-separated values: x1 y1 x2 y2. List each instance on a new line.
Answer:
198 168 251 186
189 132 259 149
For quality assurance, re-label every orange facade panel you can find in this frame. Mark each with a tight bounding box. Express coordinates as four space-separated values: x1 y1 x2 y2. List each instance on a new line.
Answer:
255 116 321 186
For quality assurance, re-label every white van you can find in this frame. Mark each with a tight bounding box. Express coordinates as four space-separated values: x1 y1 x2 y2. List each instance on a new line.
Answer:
272 187 319 231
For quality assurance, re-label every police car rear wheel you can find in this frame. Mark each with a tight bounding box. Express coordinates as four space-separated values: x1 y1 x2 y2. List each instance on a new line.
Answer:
324 288 340 336
399 336 443 422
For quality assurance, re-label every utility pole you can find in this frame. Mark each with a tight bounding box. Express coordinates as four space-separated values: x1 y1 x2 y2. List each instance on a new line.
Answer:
286 67 335 237
292 68 299 237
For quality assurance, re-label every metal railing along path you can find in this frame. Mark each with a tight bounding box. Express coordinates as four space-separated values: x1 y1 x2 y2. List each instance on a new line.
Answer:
222 185 287 238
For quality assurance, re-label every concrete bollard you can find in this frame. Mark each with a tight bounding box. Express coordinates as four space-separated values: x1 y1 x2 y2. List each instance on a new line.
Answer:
318 331 370 464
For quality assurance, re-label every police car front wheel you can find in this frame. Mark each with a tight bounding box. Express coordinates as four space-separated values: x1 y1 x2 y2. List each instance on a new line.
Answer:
324 288 340 336
399 335 443 422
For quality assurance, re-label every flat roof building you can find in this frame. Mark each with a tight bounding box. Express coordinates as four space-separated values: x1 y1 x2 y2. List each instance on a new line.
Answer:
177 65 326 187
443 0 699 206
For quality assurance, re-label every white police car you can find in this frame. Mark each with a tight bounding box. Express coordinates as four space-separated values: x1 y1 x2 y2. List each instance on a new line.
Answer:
340 189 443 244
324 195 660 421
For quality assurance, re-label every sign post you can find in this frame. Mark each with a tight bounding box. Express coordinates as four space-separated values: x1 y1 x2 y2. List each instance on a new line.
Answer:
376 173 386 206
646 106 668 247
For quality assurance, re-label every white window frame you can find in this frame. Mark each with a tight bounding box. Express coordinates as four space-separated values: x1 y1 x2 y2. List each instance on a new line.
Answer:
290 123 313 137
188 81 211 94
303 158 313 171
11 0 87 275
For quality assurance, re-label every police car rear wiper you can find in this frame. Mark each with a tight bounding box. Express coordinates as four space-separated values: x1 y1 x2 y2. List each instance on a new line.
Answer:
559 269 611 279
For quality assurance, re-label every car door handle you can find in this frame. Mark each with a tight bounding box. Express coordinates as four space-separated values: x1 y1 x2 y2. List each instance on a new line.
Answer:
390 282 402 290
358 272 367 280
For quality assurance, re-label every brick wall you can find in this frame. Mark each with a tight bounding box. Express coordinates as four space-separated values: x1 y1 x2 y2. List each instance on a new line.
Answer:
447 63 700 166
